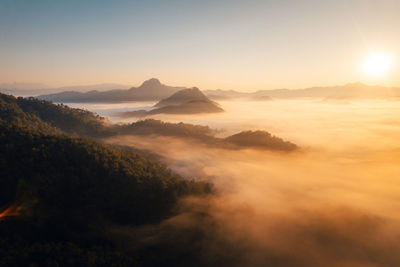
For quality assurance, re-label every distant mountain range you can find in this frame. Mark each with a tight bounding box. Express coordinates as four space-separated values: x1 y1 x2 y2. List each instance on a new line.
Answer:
118 87 224 117
38 78 184 102
0 82 50 90
5 79 400 102
0 83 130 97
204 83 400 100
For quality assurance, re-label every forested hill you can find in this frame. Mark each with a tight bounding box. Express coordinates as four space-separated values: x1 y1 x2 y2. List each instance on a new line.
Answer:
0 93 211 266
0 93 111 137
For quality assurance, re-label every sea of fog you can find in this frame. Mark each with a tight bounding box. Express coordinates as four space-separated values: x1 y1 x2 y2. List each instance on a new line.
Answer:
66 99 400 266
66 99 400 150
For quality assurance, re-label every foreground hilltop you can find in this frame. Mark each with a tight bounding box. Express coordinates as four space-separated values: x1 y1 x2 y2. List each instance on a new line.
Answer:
0 92 211 265
38 78 185 103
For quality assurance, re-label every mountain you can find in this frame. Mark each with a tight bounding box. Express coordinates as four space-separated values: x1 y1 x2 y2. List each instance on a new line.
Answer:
150 100 224 115
151 87 224 114
204 83 400 101
7 81 400 101
155 87 212 107
254 82 397 99
0 82 50 90
0 83 130 97
119 87 224 117
54 83 130 92
38 78 185 103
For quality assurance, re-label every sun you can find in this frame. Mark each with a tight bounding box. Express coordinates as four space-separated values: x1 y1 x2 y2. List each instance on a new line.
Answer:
362 52 393 77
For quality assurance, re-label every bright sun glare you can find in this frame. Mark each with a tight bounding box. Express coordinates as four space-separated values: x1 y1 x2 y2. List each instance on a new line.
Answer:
362 52 393 77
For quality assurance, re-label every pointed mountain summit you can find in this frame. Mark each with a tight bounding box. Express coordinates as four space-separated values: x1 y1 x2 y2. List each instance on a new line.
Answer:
139 78 162 88
126 78 183 100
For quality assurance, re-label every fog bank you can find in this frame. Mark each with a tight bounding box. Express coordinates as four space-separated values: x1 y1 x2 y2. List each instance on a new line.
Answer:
101 99 400 266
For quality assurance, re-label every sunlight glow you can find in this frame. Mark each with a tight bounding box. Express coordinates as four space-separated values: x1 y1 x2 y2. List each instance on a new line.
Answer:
362 52 393 77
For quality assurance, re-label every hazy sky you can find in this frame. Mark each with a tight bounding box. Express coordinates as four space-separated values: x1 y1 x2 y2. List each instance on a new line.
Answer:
1 0 399 91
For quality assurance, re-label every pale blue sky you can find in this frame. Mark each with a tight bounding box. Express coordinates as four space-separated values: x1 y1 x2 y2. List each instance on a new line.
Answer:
1 0 399 91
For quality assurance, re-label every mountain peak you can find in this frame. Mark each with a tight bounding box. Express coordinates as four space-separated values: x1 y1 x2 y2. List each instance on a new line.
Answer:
140 78 162 88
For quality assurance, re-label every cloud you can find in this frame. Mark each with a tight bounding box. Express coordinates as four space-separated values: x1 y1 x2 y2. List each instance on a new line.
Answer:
103 99 400 266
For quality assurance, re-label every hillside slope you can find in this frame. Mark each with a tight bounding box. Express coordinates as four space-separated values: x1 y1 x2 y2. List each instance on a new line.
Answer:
0 93 211 266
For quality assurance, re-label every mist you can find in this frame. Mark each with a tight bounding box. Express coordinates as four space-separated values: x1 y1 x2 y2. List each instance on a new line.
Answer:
96 99 400 266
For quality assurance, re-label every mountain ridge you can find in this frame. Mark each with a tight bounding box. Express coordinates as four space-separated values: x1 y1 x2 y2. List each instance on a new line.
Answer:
32 80 400 103
204 82 400 100
38 78 185 103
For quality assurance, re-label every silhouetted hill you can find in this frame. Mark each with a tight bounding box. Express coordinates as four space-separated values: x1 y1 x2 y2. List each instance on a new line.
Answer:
155 87 210 107
38 78 185 103
118 87 224 117
113 119 217 138
150 99 224 115
225 130 297 151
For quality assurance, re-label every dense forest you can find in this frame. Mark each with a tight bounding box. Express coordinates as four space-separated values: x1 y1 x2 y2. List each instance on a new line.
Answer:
0 93 297 266
0 93 212 266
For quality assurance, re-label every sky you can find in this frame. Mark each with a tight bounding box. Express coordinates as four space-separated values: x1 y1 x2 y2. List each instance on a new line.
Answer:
0 0 399 91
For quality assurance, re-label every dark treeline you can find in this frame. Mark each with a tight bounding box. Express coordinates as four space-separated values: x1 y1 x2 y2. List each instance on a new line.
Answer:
113 119 217 139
